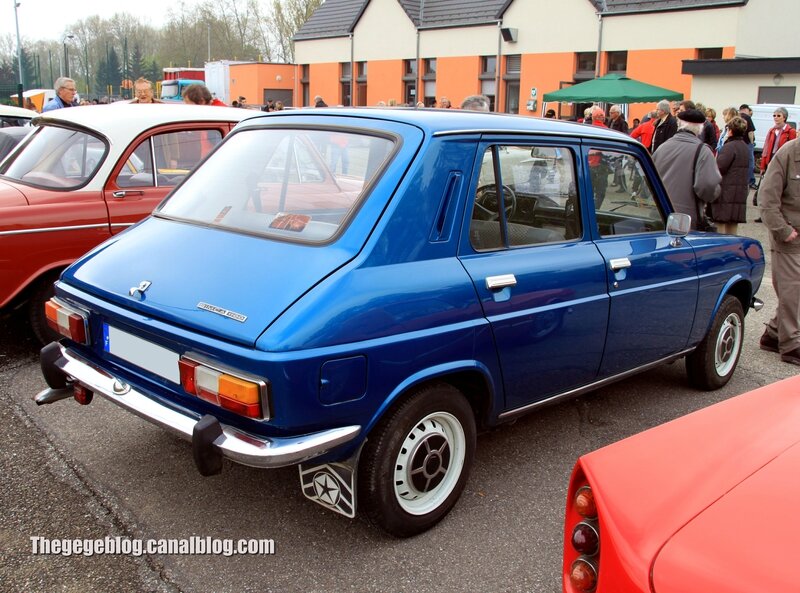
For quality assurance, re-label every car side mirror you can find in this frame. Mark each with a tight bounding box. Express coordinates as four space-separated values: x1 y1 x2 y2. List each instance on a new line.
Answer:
667 213 690 246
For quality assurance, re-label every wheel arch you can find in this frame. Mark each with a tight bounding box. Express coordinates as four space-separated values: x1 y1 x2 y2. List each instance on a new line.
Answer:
364 362 499 438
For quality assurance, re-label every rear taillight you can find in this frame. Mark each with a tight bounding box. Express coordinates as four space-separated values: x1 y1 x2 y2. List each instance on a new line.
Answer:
44 298 89 344
179 357 268 420
566 482 601 592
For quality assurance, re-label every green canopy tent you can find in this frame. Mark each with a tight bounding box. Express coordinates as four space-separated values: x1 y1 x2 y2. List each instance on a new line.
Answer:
541 73 683 116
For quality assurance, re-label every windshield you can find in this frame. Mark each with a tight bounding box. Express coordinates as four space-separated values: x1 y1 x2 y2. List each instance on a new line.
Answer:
0 125 106 189
157 127 395 243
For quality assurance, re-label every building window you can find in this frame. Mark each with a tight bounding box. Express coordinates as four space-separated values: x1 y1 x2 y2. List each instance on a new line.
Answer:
504 55 521 114
422 58 437 106
575 52 596 80
403 59 417 105
479 56 497 111
356 61 367 107
340 62 352 106
606 51 627 74
697 48 723 60
300 64 309 107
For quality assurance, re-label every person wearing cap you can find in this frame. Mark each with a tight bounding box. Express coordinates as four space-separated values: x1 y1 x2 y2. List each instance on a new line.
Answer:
652 108 721 228
757 137 800 366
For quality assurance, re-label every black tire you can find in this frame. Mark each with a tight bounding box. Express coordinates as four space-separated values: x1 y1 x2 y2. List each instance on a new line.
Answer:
358 383 476 537
28 273 61 346
686 295 744 390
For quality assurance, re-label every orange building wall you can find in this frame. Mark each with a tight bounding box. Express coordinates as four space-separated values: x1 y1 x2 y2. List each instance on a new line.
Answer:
625 48 696 122
229 63 295 106
437 56 481 107
367 60 405 105
521 52 576 117
309 63 341 106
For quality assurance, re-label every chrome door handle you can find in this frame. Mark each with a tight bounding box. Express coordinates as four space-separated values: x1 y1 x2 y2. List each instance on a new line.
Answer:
486 274 517 290
609 257 631 272
112 191 127 198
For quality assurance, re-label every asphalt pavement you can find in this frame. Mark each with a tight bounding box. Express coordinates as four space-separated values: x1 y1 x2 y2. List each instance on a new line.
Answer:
0 198 796 593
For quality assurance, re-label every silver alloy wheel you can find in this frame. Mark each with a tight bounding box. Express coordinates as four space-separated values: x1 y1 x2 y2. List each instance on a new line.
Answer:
393 411 466 515
715 312 742 377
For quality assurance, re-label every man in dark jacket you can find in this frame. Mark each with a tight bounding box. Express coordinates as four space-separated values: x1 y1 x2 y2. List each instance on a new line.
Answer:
652 109 721 228
651 99 677 153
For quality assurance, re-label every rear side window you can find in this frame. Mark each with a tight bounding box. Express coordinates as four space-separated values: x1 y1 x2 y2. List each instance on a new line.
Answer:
116 129 223 188
470 145 580 251
157 128 395 243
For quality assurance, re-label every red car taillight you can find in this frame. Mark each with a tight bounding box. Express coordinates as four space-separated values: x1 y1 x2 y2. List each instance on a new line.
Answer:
179 357 268 420
566 481 601 592
44 298 89 344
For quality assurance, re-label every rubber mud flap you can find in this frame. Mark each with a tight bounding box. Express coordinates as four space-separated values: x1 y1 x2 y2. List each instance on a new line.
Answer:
40 342 68 389
192 414 224 476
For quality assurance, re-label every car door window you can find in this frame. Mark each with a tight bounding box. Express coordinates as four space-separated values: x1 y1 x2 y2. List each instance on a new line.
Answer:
587 148 666 236
470 145 580 251
115 129 223 189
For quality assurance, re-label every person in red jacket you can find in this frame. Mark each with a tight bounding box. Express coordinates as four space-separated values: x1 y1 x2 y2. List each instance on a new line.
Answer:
760 107 798 173
630 111 657 152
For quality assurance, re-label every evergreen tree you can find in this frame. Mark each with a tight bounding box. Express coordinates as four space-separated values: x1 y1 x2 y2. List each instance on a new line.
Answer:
131 43 144 80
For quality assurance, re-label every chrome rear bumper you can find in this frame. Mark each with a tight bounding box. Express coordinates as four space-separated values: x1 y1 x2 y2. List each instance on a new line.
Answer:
36 343 361 473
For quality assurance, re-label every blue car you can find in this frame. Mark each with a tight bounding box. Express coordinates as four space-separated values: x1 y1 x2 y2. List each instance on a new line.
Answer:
36 109 765 537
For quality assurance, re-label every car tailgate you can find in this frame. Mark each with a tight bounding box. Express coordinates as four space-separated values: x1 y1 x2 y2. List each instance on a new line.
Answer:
61 216 355 347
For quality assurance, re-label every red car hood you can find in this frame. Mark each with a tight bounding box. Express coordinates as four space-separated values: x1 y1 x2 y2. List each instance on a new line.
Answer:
579 376 800 592
0 178 28 208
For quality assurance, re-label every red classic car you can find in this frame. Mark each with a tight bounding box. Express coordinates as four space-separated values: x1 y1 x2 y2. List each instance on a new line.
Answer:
0 104 253 342
563 374 800 593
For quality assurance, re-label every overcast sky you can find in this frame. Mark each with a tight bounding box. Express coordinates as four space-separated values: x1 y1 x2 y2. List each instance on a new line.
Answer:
3 0 201 42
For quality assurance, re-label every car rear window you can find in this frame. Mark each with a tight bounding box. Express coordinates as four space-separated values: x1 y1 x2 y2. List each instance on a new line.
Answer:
157 127 395 243
0 125 106 190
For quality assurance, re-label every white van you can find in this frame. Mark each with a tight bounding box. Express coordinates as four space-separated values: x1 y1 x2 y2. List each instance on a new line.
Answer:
751 103 800 157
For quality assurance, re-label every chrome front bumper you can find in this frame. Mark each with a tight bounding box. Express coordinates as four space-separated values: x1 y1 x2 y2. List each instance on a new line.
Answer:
36 343 361 472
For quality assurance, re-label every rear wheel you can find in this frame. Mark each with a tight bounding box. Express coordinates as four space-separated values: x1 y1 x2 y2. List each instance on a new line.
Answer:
686 295 744 390
27 272 60 345
358 383 476 537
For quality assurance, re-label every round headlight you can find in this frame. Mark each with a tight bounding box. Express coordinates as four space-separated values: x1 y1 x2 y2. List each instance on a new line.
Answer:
569 558 598 592
571 521 599 556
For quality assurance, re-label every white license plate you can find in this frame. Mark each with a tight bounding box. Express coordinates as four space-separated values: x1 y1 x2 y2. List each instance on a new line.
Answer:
103 324 180 384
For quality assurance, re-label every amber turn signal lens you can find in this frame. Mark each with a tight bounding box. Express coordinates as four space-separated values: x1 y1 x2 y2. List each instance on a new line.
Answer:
575 486 597 518
570 558 598 592
571 521 599 556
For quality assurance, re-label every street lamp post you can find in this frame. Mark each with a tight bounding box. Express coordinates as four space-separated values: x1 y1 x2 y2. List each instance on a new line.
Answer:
62 33 74 77
14 0 24 106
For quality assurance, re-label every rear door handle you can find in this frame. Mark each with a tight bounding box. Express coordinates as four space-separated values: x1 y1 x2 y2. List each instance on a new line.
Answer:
609 257 631 272
486 274 517 290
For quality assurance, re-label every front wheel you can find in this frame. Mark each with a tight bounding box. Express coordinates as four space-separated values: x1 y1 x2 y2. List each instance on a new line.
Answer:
686 295 744 390
358 383 476 537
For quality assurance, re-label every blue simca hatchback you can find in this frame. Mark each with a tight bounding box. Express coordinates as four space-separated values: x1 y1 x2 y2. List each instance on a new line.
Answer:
36 109 764 536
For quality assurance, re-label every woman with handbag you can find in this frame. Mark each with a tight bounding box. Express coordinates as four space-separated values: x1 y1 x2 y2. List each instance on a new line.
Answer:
711 116 750 235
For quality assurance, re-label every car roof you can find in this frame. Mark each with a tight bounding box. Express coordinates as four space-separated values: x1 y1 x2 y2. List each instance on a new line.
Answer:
236 107 634 143
33 103 256 138
0 104 38 119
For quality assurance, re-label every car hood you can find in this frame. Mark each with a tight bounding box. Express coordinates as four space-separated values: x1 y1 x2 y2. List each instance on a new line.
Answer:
61 216 357 347
0 178 28 207
579 376 800 592
652 439 800 593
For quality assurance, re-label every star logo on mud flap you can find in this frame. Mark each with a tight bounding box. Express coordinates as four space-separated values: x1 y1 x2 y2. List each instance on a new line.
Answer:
312 471 341 506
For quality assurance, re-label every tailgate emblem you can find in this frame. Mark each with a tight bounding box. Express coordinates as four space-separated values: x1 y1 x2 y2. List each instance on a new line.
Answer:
129 280 151 298
197 302 248 323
